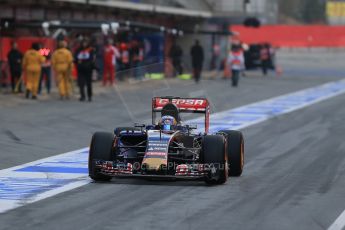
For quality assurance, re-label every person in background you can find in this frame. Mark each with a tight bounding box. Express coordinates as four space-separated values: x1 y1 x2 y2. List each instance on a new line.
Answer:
7 42 23 93
38 47 51 94
22 43 45 99
52 40 74 100
210 43 220 71
117 42 130 81
269 45 276 71
137 41 145 79
138 42 144 64
131 40 142 80
169 41 183 77
75 39 95 102
190 40 204 83
228 45 245 87
103 39 119 86
115 41 121 68
120 42 130 71
260 43 271 76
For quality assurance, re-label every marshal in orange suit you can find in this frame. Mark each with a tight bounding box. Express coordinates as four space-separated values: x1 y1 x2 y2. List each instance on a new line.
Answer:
22 43 45 99
52 41 73 100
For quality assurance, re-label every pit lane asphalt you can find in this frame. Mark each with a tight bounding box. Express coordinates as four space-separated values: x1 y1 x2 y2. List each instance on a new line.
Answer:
0 50 345 229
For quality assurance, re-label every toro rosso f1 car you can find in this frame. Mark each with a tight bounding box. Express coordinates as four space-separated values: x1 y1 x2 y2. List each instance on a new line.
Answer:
88 96 244 185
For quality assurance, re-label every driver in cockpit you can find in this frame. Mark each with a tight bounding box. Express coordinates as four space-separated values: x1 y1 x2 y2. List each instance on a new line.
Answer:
160 115 177 131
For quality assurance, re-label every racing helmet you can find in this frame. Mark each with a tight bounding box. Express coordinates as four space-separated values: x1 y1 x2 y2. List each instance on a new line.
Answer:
160 115 177 131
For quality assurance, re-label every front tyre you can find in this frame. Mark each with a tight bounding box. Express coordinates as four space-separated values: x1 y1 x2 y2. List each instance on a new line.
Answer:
88 132 114 181
202 135 228 185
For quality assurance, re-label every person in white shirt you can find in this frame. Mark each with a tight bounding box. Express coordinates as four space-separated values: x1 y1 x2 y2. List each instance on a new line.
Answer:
227 45 245 87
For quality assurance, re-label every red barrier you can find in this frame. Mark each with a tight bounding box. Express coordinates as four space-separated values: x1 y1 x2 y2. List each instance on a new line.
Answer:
0 37 56 61
231 25 345 47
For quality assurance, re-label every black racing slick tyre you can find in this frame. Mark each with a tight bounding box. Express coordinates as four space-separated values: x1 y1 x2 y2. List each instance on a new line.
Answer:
114 127 141 136
202 135 228 185
219 130 244 177
88 132 114 181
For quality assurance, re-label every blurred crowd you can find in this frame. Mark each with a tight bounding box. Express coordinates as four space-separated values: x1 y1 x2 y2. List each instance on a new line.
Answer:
1 37 145 102
1 36 278 102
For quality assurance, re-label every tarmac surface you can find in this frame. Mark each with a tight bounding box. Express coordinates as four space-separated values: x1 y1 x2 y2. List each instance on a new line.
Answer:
0 50 345 229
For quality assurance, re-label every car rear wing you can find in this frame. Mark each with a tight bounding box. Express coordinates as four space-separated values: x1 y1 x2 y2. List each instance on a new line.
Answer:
152 96 210 133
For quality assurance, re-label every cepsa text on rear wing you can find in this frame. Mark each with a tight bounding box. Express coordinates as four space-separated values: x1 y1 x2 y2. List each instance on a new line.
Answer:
152 97 210 133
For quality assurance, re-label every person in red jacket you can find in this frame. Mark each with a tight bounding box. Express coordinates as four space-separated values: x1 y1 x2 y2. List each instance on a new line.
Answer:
103 39 119 86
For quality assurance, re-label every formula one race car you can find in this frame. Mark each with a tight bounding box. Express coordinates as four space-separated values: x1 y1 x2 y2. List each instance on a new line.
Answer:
88 96 244 185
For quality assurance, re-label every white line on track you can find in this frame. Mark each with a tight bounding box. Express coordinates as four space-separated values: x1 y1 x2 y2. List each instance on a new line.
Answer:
328 210 345 230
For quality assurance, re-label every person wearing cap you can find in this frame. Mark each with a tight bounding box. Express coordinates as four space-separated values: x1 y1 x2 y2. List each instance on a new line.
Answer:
22 43 45 99
52 40 74 100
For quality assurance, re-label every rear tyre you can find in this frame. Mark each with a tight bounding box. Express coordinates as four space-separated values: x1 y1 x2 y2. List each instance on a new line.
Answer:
89 132 114 181
219 130 244 176
114 127 141 136
202 135 227 185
